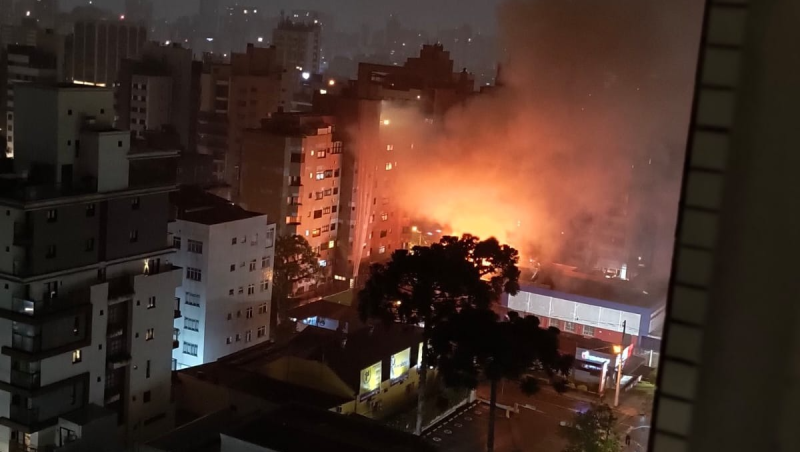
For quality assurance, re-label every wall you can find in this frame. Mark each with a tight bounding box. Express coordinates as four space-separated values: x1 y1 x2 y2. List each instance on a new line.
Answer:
104 192 170 261
506 290 646 337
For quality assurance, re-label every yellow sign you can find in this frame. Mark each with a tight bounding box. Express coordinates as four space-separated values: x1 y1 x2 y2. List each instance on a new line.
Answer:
391 348 410 380
360 361 382 394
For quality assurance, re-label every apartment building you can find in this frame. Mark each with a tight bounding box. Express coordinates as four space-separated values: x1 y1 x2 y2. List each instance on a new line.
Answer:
1 44 59 157
272 16 322 75
66 18 148 87
169 188 275 370
0 84 181 452
225 44 295 201
240 113 341 292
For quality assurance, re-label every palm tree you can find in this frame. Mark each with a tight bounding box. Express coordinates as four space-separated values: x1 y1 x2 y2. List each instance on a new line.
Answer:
358 234 520 435
432 308 573 452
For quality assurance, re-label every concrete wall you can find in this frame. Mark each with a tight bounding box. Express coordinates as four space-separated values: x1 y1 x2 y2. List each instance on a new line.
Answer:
104 192 170 261
171 215 274 369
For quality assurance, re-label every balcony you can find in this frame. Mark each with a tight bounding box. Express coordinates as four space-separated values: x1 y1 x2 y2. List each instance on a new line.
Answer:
107 353 131 370
10 369 41 390
174 298 181 319
173 328 180 349
107 276 134 301
286 216 302 226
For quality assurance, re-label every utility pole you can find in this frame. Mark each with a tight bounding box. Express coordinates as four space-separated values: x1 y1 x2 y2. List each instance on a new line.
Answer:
614 320 627 407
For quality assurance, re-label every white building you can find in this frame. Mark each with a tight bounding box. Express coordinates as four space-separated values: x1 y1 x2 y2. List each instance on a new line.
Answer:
0 84 181 451
169 189 275 369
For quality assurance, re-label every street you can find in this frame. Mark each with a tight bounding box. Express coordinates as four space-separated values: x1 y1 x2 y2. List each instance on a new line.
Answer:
442 381 655 452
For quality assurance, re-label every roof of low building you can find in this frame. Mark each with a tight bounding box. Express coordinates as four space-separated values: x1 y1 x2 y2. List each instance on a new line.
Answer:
225 403 438 452
171 187 264 225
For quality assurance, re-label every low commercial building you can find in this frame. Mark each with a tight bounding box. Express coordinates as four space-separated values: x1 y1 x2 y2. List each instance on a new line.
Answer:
504 265 666 348
169 188 275 369
175 323 423 421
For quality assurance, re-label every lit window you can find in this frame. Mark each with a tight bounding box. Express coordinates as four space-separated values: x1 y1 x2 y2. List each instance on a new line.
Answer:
147 296 156 309
145 328 155 341
385 163 393 171
72 349 82 364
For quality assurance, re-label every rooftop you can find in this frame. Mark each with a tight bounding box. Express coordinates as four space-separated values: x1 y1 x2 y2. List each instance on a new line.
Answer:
226 403 438 452
287 299 364 330
171 187 264 225
518 264 667 311
208 322 423 394
179 359 352 411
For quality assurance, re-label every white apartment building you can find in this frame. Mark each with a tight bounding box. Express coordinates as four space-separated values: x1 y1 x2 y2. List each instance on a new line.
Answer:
169 189 275 370
0 84 181 451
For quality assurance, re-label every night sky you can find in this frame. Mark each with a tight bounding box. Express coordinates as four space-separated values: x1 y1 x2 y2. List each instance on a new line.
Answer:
61 0 502 32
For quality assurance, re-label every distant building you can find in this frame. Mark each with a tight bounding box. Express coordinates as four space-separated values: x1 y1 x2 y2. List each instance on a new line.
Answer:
196 59 231 183
1 44 60 157
117 43 202 152
221 5 264 53
240 113 341 294
0 83 182 451
272 16 322 75
176 323 423 420
124 0 153 24
66 18 148 87
222 44 294 201
169 188 275 370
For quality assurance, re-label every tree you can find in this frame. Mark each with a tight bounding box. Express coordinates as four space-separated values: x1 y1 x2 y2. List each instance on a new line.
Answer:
431 308 573 452
561 404 621 452
358 234 520 435
273 234 321 321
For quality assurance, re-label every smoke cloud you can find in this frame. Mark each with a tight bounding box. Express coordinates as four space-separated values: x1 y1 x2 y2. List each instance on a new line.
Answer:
389 0 703 285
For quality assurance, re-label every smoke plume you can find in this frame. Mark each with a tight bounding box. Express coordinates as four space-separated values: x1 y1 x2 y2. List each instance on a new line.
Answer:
389 0 703 285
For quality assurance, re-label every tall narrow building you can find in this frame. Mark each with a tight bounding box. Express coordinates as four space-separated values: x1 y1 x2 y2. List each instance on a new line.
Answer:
272 16 322 75
169 188 275 370
0 84 181 451
240 112 341 295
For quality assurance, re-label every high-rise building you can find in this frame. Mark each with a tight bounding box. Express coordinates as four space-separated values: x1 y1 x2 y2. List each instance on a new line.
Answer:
198 0 220 35
223 44 294 201
118 43 201 151
66 18 147 87
273 16 322 75
220 5 264 53
169 188 275 370
1 44 60 157
0 83 181 451
196 59 231 184
240 113 341 294
124 0 153 24
648 2 800 452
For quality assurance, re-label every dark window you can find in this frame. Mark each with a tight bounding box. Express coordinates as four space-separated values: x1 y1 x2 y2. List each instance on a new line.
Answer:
146 359 151 378
85 238 95 251
230 264 235 272
129 230 139 243
86 203 95 217
173 236 181 249
46 209 57 222
332 206 338 213
143 391 151 403
118 141 123 147
67 109 73 116
313 210 323 219
46 245 56 258
131 197 140 210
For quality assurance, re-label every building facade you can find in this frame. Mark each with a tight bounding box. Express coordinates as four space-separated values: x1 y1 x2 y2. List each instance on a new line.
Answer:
224 44 294 201
169 189 275 370
66 18 148 87
0 84 181 451
1 44 59 157
273 17 322 75
239 113 341 293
